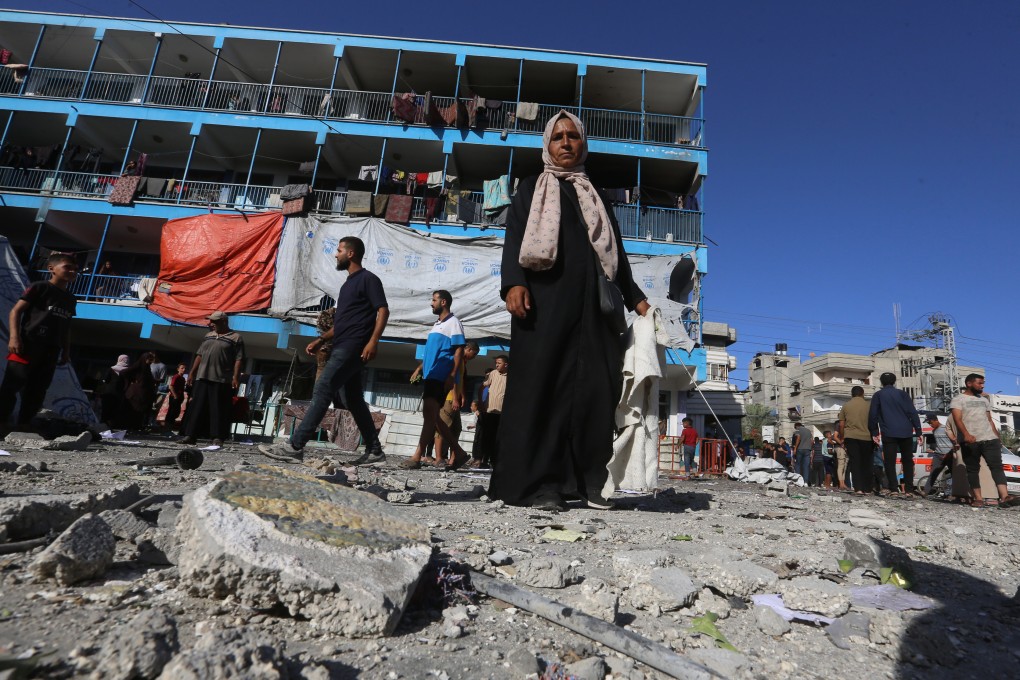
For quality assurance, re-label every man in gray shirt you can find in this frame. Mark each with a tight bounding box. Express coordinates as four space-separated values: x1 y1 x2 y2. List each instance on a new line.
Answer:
950 374 1020 506
922 413 956 496
792 423 813 484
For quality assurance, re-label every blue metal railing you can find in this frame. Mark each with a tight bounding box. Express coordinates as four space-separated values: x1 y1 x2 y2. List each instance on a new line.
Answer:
5 66 705 149
31 270 143 302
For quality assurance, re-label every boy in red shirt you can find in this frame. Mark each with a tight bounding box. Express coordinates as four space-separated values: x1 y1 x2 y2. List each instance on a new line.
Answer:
681 417 699 477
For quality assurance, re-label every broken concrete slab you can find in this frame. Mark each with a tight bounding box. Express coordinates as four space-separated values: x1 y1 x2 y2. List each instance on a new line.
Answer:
514 557 579 589
30 513 115 585
136 528 181 565
0 483 140 540
43 431 92 451
174 465 432 637
567 578 619 623
848 508 888 529
779 577 852 617
98 509 152 541
564 656 607 680
704 560 779 598
826 612 870 650
629 567 699 612
843 534 913 574
611 549 672 577
3 431 45 449
89 608 179 680
754 604 791 636
156 628 288 680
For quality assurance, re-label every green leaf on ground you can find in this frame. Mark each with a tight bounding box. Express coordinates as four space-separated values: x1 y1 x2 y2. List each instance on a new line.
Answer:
837 559 855 573
915 545 932 552
671 535 693 541
690 612 739 653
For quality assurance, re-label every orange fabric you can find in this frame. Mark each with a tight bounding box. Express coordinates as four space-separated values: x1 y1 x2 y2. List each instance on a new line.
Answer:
148 212 284 325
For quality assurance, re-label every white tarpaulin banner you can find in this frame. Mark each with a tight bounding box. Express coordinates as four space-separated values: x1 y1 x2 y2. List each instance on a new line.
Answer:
270 215 696 347
0 237 98 424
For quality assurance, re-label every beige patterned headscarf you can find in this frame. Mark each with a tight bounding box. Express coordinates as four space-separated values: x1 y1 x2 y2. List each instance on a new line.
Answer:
518 110 619 280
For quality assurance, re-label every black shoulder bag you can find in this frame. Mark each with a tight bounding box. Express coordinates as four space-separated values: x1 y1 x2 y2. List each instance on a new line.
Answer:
593 248 628 334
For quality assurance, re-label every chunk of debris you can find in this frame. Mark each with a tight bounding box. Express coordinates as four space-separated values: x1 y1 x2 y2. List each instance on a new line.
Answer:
514 557 580 589
0 483 140 541
174 465 432 637
43 431 93 451
156 628 288 679
98 509 152 541
89 608 179 680
30 513 115 585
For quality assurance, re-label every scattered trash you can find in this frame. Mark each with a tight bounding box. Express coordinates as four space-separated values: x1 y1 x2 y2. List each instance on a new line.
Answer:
879 567 911 589
199 445 221 451
689 612 739 652
99 430 126 440
542 529 585 542
0 450 10 456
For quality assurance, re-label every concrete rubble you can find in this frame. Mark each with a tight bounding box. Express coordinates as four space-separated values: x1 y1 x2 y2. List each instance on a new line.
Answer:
174 465 432 637
1 434 1019 679
30 513 115 585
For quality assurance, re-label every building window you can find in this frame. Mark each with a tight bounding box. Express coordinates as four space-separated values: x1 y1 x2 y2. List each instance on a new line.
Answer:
752 382 761 393
709 364 728 381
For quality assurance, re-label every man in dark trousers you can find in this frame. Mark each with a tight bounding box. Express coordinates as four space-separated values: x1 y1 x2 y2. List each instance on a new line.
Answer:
181 311 245 447
0 251 77 427
838 386 873 494
260 236 389 464
868 372 923 496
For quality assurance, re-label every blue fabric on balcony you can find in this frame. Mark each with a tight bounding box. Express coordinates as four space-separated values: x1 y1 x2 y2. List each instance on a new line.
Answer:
483 175 510 211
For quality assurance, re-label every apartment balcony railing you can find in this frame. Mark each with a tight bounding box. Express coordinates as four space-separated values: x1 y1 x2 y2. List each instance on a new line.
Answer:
30 270 143 303
9 67 705 149
0 168 703 244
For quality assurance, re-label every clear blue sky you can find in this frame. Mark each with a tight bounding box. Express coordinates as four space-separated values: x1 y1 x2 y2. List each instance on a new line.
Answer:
11 1 1020 391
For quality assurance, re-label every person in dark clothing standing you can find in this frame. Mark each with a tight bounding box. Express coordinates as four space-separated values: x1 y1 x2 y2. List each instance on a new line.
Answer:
838 386 873 494
0 252 77 427
792 423 813 483
868 372 923 496
260 236 389 464
489 110 649 512
181 311 245 447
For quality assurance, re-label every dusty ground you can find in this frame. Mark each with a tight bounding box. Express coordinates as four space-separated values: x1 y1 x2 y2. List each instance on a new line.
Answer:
1 433 1019 679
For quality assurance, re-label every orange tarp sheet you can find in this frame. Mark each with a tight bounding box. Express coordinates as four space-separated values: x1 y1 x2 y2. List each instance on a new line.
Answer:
148 212 284 325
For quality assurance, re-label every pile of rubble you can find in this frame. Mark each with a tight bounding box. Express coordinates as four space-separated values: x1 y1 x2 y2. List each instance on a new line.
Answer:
1 431 1019 679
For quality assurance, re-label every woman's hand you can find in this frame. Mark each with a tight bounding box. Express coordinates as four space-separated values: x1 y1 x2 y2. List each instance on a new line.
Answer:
635 300 651 317
506 286 532 319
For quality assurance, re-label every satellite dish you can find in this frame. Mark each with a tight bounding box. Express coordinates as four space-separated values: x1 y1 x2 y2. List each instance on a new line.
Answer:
668 257 696 302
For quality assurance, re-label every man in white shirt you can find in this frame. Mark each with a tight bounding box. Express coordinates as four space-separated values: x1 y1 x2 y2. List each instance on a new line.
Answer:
950 374 1019 507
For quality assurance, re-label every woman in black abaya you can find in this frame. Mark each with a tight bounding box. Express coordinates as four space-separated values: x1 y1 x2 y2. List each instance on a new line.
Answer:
489 110 649 512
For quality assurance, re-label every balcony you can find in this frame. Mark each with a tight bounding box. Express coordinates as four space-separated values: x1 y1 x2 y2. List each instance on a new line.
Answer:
0 167 704 244
2 67 705 150
803 380 878 399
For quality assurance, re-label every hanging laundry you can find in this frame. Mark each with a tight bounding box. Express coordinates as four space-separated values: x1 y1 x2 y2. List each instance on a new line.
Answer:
604 188 628 204
280 184 311 201
424 197 439 226
358 165 379 182
483 175 511 211
415 172 429 185
394 170 406 181
427 171 444 187
516 102 539 121
298 161 315 174
108 175 141 206
281 196 308 216
143 178 167 197
0 49 11 65
458 196 482 224
439 102 458 127
485 99 503 109
392 92 418 123
345 190 372 215
318 92 332 117
134 153 148 176
372 194 390 216
486 204 509 226
165 179 176 194
445 188 462 221
5 63 28 84
384 194 413 224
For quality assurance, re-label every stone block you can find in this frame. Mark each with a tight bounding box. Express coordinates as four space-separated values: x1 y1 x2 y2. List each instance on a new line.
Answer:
43 431 92 451
754 605 791 636
628 568 699 612
565 657 607 680
515 557 579 589
136 528 181 565
174 465 431 637
31 513 115 585
704 560 779 598
779 577 852 617
611 549 672 578
0 483 140 540
99 509 152 541
843 534 913 574
157 629 288 680
89 608 178 680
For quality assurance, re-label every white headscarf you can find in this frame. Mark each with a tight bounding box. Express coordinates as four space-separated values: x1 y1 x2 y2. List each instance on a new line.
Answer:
518 110 619 280
110 354 130 374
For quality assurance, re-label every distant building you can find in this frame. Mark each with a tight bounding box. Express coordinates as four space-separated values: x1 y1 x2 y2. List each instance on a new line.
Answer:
748 344 982 440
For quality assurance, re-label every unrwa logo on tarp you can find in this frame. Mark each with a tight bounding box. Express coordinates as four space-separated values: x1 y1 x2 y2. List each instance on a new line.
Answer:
405 253 420 269
432 256 449 273
376 249 394 266
322 237 339 255
643 275 655 289
489 262 500 277
461 258 477 274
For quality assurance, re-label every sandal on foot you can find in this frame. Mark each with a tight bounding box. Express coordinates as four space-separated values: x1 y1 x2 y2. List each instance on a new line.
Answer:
445 451 468 472
399 458 423 470
998 495 1020 508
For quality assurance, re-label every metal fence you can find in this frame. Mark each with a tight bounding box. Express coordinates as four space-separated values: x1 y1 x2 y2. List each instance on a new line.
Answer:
8 65 707 147
32 270 142 302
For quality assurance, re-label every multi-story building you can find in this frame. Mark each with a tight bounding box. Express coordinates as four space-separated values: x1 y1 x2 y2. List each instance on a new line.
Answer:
748 345 981 440
0 10 712 427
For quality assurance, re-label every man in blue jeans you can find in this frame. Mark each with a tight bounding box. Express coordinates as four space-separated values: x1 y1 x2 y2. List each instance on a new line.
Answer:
868 372 922 496
260 236 389 464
